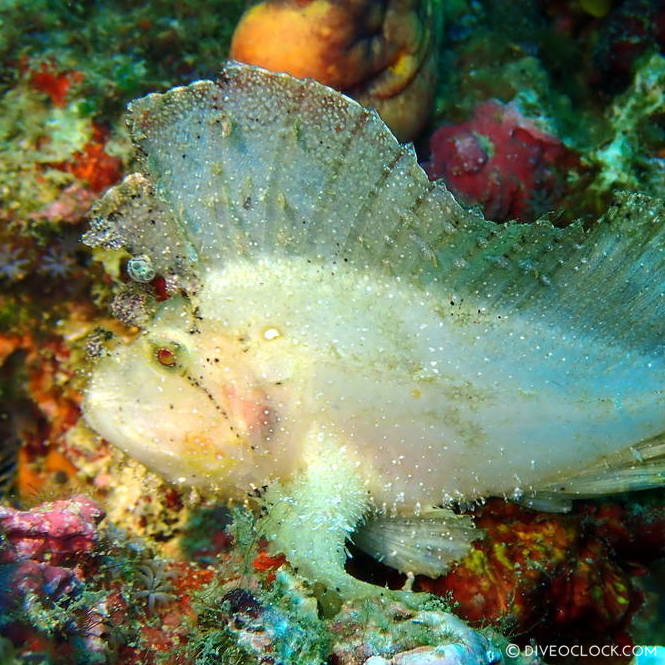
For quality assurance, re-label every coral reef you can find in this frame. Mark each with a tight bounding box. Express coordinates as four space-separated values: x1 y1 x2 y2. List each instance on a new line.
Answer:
0 323 102 501
427 0 664 221
418 498 665 650
0 0 250 508
0 0 247 116
0 58 127 399
0 496 519 665
0 485 662 662
0 496 108 664
0 0 248 344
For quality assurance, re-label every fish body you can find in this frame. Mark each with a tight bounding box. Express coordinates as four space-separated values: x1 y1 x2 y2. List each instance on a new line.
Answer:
84 63 665 597
90 256 662 502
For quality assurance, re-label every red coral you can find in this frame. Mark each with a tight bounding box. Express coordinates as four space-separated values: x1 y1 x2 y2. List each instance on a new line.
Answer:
549 539 635 634
418 498 664 654
419 501 577 626
28 62 84 108
253 550 287 584
425 100 575 222
252 551 286 573
53 124 123 193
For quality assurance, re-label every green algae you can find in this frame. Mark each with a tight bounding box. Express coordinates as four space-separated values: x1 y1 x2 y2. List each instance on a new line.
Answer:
183 508 331 665
0 0 246 118
587 53 665 204
188 576 331 665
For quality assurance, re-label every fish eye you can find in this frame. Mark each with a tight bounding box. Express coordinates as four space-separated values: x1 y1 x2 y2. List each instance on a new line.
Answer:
156 347 177 367
150 342 186 370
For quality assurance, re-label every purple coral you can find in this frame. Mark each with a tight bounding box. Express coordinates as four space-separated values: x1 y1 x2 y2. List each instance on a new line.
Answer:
0 559 82 612
0 494 104 565
0 495 107 657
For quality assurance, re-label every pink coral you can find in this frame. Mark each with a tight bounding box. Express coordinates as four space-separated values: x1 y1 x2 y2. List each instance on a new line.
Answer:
0 496 107 658
32 184 97 224
425 100 574 222
0 494 104 565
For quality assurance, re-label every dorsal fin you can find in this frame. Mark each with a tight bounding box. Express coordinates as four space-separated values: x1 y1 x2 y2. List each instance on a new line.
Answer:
85 61 665 357
120 60 463 272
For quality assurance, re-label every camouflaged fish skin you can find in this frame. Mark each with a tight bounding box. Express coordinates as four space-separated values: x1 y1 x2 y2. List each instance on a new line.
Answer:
83 63 665 592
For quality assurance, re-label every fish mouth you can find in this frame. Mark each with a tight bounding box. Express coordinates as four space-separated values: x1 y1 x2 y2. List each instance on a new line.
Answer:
83 378 246 490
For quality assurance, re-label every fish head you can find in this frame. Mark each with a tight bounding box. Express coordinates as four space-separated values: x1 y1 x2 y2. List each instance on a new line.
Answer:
83 297 285 496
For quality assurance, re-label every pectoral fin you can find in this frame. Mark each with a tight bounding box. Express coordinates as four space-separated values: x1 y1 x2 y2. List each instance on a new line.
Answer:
527 433 665 508
352 508 480 578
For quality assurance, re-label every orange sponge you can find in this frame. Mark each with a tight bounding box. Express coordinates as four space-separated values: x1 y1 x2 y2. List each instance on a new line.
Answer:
230 0 438 141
